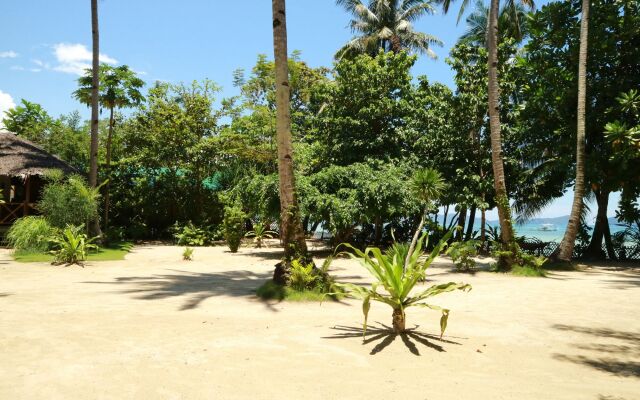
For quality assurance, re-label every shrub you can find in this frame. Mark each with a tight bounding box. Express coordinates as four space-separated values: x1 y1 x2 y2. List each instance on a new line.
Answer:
491 243 547 276
289 259 316 291
172 222 210 246
49 225 98 265
335 231 471 336
447 240 480 272
245 224 277 248
6 216 56 252
256 257 341 301
182 247 194 261
38 173 100 228
223 206 245 252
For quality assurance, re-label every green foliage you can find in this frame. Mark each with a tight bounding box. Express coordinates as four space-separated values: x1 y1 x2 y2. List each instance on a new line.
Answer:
38 173 100 229
447 240 480 272
49 225 99 265
256 281 332 302
491 243 547 276
315 51 416 165
334 231 471 337
223 206 246 252
245 224 277 248
289 259 317 291
2 99 52 143
172 222 221 246
410 168 446 205
182 247 194 261
73 63 145 110
257 257 340 301
6 216 56 252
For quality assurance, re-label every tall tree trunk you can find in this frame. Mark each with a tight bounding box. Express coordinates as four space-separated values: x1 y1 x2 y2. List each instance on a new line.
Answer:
374 216 383 245
89 0 102 238
487 0 515 267
465 205 477 241
553 0 589 262
585 189 610 260
480 207 487 252
103 107 114 230
272 0 308 284
456 207 468 241
443 204 449 228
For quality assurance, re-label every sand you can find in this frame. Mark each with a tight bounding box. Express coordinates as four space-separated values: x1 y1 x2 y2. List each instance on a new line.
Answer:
0 243 638 400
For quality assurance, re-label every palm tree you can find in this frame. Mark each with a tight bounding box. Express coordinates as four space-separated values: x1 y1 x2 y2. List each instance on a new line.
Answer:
553 0 590 262
335 0 443 59
458 0 528 47
74 64 145 228
89 0 102 238
405 168 446 269
271 0 310 284
441 0 534 269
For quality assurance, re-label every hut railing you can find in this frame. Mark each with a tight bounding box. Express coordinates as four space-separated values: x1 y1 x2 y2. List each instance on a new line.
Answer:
0 202 37 225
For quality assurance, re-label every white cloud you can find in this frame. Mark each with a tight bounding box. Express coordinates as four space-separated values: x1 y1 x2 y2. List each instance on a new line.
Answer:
0 90 17 127
10 65 25 71
52 43 117 75
0 51 18 58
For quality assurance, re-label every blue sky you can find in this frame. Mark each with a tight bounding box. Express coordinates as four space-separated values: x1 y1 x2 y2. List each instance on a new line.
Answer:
0 0 619 219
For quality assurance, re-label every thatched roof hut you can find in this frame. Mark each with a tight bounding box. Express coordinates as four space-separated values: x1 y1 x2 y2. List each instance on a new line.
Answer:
0 130 77 225
0 131 75 177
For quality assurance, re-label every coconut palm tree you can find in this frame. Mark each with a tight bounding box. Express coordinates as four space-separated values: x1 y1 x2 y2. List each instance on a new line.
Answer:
74 64 145 228
553 0 590 262
335 0 443 59
440 0 534 269
89 0 102 238
271 0 310 284
458 0 529 47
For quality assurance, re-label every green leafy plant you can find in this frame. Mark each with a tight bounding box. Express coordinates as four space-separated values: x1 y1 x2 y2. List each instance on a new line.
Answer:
289 259 317 291
447 240 480 272
6 216 57 252
245 224 277 248
223 206 246 252
49 225 99 266
37 173 100 228
334 231 471 337
173 222 210 246
491 245 547 277
182 247 194 261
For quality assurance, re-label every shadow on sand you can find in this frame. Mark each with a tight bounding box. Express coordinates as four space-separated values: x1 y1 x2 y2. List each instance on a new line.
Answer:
84 269 274 311
552 324 640 378
324 322 462 356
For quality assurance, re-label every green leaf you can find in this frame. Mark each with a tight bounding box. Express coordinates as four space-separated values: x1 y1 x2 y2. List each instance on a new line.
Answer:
362 295 371 338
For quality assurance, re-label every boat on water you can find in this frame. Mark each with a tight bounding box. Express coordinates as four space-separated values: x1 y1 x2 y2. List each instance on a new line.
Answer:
538 223 558 231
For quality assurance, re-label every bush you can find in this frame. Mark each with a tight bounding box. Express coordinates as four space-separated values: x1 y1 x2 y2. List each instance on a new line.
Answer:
257 257 341 301
6 216 56 252
172 222 222 246
49 225 98 265
38 173 100 228
289 259 316 291
447 240 480 272
223 206 245 252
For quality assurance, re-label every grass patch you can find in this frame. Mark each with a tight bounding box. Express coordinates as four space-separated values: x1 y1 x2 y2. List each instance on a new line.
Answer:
256 280 342 302
13 242 133 263
511 264 547 277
